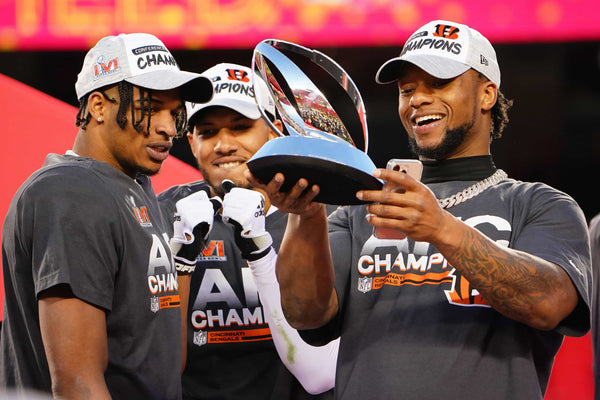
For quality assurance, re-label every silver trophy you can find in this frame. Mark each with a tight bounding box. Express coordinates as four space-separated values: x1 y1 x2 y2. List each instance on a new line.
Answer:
248 39 381 205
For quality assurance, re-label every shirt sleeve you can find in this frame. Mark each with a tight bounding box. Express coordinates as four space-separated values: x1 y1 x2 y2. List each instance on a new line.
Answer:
24 168 120 311
512 183 592 336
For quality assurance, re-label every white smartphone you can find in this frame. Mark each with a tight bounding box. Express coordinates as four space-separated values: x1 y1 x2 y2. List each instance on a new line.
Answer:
373 159 423 240
385 159 423 184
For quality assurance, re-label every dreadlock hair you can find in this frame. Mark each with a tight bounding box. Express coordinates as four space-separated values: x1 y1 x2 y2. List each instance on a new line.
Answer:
491 89 513 140
75 96 93 130
475 72 513 141
76 81 188 137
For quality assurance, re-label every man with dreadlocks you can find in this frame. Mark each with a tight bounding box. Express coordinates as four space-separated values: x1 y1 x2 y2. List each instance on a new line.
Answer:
249 20 592 399
0 33 214 400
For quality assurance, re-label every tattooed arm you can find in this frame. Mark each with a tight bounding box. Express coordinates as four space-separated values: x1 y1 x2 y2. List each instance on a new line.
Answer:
359 168 579 330
429 219 577 329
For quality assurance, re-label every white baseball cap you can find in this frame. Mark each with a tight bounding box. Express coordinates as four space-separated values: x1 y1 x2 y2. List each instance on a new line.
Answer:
186 63 276 125
75 33 213 103
376 20 501 87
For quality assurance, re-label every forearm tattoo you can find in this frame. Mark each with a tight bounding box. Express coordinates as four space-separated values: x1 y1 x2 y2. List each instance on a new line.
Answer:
448 227 564 323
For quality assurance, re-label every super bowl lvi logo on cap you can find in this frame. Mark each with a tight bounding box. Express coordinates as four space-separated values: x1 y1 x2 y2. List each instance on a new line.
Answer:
93 55 120 80
376 20 501 88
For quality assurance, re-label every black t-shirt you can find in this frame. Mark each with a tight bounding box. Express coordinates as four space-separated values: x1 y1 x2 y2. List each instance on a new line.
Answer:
1 154 182 399
159 181 334 400
304 177 591 400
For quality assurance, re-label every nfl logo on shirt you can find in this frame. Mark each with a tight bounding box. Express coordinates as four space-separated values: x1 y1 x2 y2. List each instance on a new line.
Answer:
194 330 208 347
151 296 160 313
358 276 373 293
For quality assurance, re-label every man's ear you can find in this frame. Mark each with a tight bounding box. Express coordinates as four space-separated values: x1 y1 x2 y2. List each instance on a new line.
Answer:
87 91 106 122
187 131 197 153
269 119 283 140
481 81 497 112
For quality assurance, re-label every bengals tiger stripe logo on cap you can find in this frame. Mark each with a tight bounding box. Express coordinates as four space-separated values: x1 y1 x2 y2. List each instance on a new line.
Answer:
226 68 250 82
433 24 460 39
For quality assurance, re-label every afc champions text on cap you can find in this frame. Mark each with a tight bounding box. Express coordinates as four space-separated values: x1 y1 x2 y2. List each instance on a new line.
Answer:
376 20 501 88
186 63 276 124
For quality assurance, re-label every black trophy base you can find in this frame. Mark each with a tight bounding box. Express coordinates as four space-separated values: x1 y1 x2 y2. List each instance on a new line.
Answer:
247 154 382 205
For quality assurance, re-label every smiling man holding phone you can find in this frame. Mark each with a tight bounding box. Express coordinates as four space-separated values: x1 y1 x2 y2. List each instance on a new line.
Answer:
248 19 592 400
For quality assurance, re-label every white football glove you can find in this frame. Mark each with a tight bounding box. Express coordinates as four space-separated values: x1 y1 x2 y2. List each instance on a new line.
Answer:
171 189 222 274
221 180 273 261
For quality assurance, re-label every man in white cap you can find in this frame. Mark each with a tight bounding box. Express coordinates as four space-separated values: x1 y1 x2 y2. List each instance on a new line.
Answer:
158 63 337 400
0 33 216 399
249 20 591 399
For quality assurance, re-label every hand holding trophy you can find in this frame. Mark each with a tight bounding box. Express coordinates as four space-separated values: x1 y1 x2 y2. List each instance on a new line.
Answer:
247 39 382 205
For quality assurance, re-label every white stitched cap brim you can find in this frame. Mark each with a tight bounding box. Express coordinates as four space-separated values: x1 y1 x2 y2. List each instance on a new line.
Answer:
187 97 262 123
126 70 213 103
376 54 470 84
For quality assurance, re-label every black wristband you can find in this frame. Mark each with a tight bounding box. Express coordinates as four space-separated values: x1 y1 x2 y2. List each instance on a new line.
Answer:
245 246 272 261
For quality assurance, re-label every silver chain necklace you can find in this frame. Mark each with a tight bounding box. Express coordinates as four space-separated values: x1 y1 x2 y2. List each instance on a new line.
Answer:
438 169 508 209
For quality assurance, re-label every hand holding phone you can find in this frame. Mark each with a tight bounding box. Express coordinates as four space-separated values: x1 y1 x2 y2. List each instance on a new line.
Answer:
383 159 423 192
373 159 423 240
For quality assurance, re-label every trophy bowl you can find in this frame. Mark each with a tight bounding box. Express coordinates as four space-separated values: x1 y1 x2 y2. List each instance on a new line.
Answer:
247 39 382 205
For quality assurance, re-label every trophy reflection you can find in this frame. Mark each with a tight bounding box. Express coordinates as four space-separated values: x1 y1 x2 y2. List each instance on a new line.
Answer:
247 39 382 205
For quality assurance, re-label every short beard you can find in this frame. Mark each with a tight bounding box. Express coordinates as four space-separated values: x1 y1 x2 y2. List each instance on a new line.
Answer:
119 158 161 178
139 167 160 177
408 120 473 160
